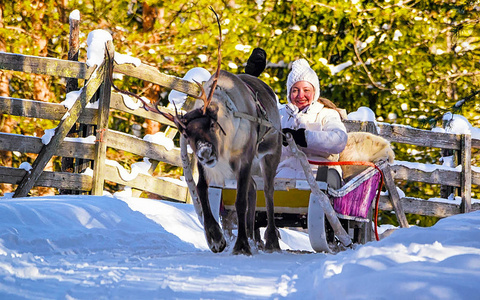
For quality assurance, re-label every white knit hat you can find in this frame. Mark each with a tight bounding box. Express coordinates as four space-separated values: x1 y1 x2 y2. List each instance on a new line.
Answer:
286 59 320 103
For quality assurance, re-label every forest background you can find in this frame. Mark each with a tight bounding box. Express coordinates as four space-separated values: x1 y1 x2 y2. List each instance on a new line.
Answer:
0 0 479 225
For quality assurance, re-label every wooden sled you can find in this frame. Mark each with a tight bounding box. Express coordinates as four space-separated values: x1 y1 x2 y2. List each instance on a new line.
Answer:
216 159 386 253
197 134 408 253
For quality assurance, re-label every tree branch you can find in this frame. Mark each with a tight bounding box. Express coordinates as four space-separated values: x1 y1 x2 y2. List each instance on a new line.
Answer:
353 38 391 91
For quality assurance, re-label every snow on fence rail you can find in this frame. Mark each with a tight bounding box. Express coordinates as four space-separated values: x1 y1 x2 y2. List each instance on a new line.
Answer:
0 46 479 218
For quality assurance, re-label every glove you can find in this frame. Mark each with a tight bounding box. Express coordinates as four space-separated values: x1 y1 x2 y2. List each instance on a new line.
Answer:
282 128 307 147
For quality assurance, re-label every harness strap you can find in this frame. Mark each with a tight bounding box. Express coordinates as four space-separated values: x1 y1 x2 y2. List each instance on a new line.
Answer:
221 82 277 146
233 111 273 128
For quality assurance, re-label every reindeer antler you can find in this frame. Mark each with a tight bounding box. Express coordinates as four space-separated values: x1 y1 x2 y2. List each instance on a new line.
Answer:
198 7 222 115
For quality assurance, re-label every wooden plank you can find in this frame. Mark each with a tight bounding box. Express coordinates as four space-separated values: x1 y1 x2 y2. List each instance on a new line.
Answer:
461 134 472 213
165 127 178 139
0 133 94 159
344 120 462 150
92 41 114 195
107 130 184 167
472 170 480 186
109 92 175 127
0 166 92 191
104 164 189 202
344 120 378 134
377 123 462 150
0 52 93 79
382 164 409 227
471 138 480 150
12 61 106 197
113 62 200 96
378 196 465 218
390 164 461 187
0 96 97 124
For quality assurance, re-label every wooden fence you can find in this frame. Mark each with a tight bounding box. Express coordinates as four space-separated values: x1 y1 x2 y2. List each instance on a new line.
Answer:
0 44 478 220
346 121 480 218
0 42 199 201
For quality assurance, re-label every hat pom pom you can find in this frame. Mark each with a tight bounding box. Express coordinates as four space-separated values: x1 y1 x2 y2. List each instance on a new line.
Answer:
292 58 311 70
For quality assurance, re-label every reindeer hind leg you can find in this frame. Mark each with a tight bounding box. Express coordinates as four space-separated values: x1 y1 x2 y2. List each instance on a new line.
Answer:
261 154 281 252
247 178 264 250
232 163 254 255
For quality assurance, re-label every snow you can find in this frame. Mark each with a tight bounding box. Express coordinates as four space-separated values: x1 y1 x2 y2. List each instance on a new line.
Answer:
168 67 211 109
64 135 96 144
393 159 461 173
319 58 353 75
18 162 32 173
143 131 175 151
41 128 55 145
347 106 377 122
114 52 141 67
69 9 80 21
61 89 82 109
105 158 152 182
0 194 479 299
86 29 113 68
428 113 480 140
120 93 143 110
393 29 403 41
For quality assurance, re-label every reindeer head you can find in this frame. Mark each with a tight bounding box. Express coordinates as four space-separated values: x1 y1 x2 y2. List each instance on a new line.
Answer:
175 102 223 168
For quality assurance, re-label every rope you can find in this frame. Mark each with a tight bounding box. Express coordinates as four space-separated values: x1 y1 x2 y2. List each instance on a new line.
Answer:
307 160 384 241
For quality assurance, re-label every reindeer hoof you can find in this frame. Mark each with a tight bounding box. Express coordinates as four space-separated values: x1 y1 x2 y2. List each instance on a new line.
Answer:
232 238 252 256
264 226 281 253
205 223 227 253
209 236 227 253
264 240 281 253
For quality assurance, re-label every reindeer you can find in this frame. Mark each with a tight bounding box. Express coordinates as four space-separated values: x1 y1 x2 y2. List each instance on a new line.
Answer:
158 10 282 255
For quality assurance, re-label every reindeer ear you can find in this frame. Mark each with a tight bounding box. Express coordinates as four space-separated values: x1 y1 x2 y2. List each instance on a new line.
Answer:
206 105 219 120
174 118 187 135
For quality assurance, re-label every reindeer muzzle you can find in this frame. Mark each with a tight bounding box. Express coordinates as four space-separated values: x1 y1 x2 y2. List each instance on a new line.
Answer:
196 141 217 168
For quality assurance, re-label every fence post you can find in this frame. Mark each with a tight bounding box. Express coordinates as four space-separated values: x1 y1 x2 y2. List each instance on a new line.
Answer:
440 118 459 199
91 41 114 195
60 11 81 194
460 134 472 213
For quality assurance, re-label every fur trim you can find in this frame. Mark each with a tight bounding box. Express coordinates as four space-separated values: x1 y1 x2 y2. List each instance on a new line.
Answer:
339 132 394 180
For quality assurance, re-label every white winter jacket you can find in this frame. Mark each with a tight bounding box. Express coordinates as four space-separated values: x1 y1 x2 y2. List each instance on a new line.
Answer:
277 101 347 179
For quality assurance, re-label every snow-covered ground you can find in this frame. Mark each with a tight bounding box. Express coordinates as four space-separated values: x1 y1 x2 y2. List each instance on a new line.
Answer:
0 194 479 299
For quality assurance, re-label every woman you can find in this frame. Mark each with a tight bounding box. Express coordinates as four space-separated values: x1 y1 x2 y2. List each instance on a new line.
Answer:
277 59 348 187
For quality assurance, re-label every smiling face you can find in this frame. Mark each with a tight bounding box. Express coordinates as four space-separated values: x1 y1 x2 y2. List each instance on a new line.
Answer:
290 81 316 111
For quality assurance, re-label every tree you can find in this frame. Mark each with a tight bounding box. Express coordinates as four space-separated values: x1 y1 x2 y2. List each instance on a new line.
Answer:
1 0 479 204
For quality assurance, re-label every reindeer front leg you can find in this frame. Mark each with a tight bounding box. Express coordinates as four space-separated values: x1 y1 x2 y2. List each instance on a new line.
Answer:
197 163 226 253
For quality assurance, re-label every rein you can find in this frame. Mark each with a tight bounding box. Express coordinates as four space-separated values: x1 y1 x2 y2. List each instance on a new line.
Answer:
307 160 384 241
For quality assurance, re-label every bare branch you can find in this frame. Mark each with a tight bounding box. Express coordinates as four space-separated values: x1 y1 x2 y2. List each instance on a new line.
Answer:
353 39 391 91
